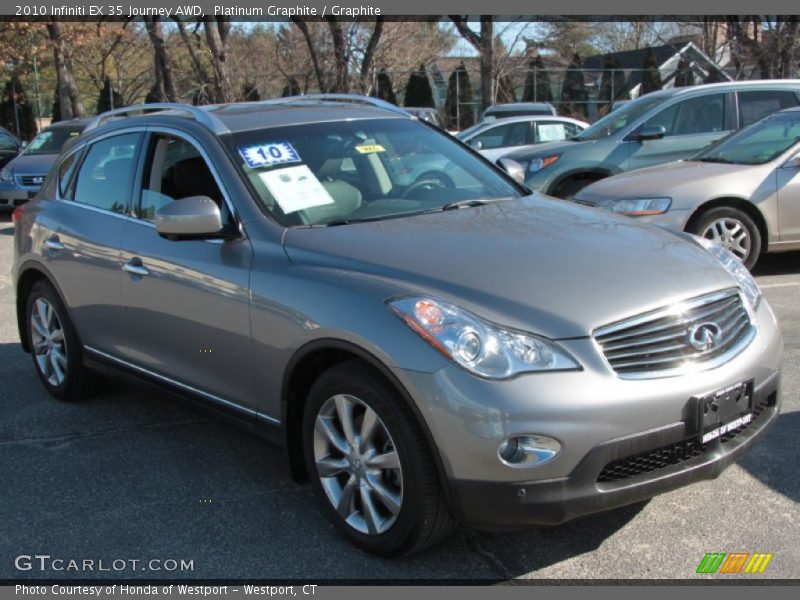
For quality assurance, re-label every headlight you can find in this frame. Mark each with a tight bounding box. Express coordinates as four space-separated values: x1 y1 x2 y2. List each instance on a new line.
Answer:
527 155 560 174
388 296 580 379
606 197 671 216
695 236 761 311
0 168 12 182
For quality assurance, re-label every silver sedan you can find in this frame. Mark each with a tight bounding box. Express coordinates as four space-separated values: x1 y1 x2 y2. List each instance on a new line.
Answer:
574 107 800 270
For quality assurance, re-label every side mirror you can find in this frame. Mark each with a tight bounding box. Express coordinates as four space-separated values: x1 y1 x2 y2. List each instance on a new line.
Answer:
470 139 483 150
630 125 666 142
155 196 223 239
496 157 526 186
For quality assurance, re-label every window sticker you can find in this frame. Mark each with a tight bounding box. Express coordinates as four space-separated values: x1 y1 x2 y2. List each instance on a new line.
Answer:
258 165 334 214
354 143 386 154
537 123 566 142
239 141 301 169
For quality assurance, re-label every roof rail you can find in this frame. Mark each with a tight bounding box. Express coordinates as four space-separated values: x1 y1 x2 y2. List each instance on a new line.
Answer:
84 103 231 135
258 94 409 116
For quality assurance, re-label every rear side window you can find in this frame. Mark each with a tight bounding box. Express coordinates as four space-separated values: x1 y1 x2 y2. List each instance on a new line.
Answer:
738 90 799 127
71 133 141 214
57 152 79 197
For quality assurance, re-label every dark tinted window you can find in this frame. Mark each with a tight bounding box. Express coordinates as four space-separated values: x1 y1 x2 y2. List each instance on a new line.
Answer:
473 121 530 149
738 90 799 127
0 131 19 151
643 93 726 137
72 133 141 214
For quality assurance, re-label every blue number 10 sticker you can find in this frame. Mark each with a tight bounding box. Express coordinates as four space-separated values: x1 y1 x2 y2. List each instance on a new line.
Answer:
239 142 301 168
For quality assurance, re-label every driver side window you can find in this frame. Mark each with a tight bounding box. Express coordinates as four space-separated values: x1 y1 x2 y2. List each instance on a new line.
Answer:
642 94 726 137
137 134 232 226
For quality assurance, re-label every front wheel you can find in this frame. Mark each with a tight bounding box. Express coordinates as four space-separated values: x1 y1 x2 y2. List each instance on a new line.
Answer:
688 207 762 271
302 361 454 556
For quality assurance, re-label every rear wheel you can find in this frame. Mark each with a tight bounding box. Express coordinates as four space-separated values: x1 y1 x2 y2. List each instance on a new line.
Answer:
26 280 94 401
302 360 454 556
688 206 761 271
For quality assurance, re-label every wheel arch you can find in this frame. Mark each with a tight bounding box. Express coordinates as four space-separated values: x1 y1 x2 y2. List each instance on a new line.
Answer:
547 168 614 198
685 197 769 256
15 263 68 354
280 338 453 508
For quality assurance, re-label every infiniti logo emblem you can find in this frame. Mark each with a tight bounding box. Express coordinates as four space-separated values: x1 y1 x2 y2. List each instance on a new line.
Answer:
688 322 723 352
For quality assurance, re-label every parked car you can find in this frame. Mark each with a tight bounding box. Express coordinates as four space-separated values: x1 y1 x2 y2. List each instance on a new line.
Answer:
504 80 800 198
12 96 782 557
456 115 588 162
574 107 800 270
479 102 558 122
403 107 445 129
0 118 90 210
0 126 22 171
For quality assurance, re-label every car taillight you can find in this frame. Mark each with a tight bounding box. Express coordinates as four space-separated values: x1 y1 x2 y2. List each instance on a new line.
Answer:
11 205 24 224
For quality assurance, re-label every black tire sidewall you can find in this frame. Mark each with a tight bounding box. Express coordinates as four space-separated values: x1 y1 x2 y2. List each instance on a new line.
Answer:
26 281 85 401
691 207 762 270
301 363 432 557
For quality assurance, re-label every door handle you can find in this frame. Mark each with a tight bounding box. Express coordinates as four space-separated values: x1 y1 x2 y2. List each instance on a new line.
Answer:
44 238 65 252
122 259 149 277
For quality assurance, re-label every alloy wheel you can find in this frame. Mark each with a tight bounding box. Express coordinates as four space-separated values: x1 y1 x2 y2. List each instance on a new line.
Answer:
30 298 68 387
702 217 751 262
313 394 403 535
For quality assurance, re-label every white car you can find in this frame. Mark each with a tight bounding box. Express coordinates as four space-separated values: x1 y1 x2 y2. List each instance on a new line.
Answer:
457 115 588 162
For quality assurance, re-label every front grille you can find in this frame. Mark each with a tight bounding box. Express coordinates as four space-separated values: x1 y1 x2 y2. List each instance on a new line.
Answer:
597 393 773 483
594 288 754 379
16 174 45 187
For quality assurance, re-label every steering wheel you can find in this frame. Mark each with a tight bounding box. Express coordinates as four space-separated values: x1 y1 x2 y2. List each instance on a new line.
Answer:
401 172 455 199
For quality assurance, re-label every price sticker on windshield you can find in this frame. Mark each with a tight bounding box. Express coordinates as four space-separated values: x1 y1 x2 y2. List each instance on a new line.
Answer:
239 142 301 169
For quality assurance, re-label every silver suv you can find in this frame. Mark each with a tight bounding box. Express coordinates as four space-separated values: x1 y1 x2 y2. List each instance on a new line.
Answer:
506 80 800 198
12 96 783 556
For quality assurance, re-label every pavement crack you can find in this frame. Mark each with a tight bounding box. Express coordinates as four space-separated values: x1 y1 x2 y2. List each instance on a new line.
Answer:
0 418 211 448
463 530 519 583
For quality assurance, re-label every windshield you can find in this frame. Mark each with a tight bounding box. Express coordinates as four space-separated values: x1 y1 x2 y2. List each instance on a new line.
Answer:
227 118 521 227
23 127 83 155
694 112 800 165
574 94 668 141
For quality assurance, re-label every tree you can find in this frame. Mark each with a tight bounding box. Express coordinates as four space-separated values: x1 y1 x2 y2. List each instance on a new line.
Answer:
282 77 301 97
704 67 726 83
449 16 493 111
496 75 516 104
726 17 799 79
538 22 598 61
597 55 625 115
522 55 552 102
47 22 86 120
404 65 434 107
444 62 474 130
560 53 588 119
0 76 37 139
371 70 397 105
641 47 662 94
51 92 61 122
204 17 232 103
143 17 177 103
96 76 124 113
240 81 260 102
674 57 694 87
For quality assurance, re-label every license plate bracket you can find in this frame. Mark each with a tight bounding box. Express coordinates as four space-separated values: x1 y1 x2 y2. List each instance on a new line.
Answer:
691 380 753 444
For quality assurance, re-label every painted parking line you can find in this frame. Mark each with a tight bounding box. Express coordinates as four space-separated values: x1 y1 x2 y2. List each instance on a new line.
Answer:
759 282 800 289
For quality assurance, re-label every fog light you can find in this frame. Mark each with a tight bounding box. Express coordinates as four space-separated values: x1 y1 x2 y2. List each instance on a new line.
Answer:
498 435 561 468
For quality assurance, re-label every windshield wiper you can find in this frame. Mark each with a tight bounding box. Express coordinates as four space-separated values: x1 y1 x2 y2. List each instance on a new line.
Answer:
695 157 733 164
441 199 489 211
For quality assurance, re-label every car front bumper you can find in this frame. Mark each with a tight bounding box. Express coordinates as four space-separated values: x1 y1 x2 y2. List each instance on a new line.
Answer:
0 181 36 207
391 297 783 529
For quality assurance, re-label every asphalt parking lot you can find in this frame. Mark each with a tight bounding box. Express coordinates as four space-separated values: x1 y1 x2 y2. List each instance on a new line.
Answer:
1 210 798 581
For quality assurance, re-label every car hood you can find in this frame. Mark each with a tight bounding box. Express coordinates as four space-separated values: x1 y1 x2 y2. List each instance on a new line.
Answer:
6 153 57 174
282 195 738 339
575 160 770 206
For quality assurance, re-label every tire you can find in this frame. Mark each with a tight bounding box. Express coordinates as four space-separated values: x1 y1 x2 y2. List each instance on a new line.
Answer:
26 280 95 401
302 360 454 556
688 206 762 271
